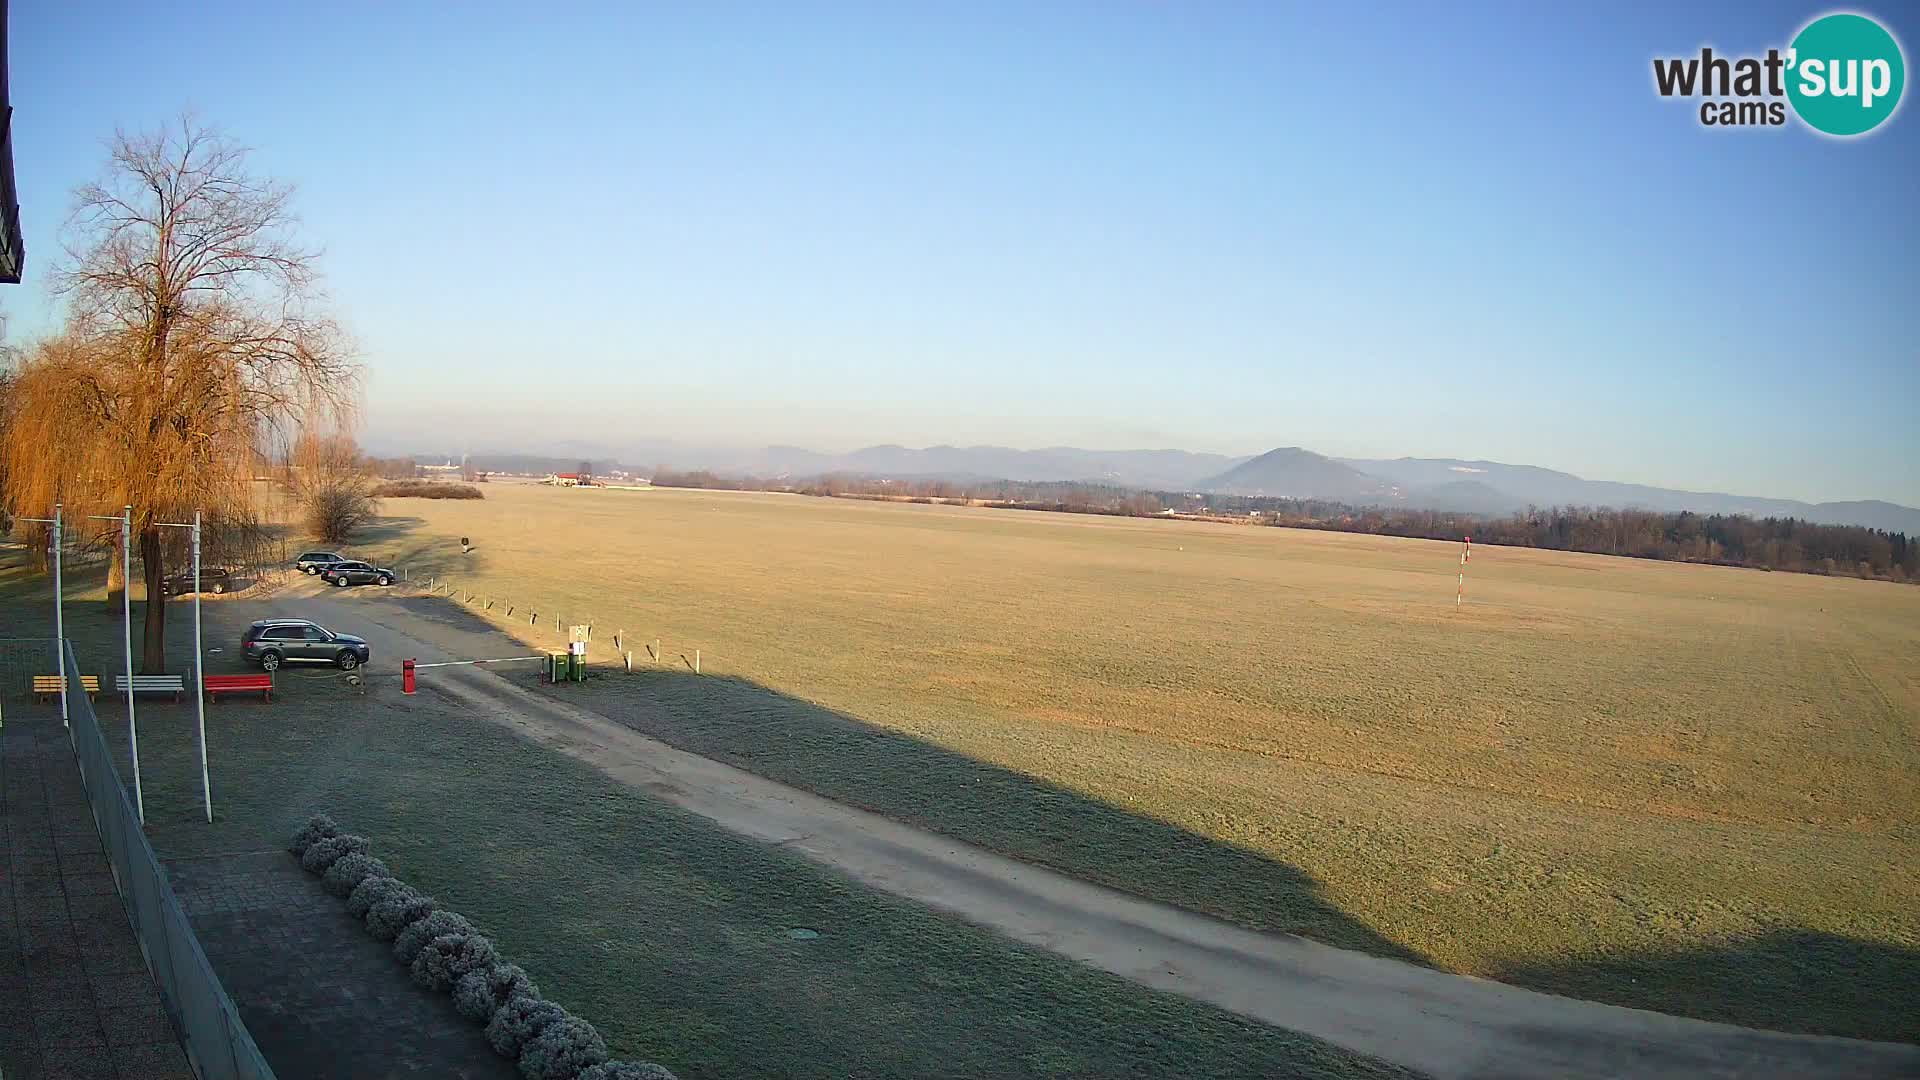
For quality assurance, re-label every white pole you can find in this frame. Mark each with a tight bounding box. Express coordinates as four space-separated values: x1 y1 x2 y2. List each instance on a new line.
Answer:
53 504 66 727
122 506 143 825
192 510 211 823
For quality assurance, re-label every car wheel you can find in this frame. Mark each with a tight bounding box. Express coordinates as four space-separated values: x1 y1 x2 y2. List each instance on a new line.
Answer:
336 651 361 671
212 581 227 595
333 575 349 587
259 651 283 672
377 575 393 586
303 566 317 575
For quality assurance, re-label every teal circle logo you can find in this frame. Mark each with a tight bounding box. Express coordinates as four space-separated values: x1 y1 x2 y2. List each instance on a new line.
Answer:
1786 13 1906 136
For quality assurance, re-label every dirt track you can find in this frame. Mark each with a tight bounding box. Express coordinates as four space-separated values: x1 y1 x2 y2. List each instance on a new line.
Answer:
245 581 1920 1080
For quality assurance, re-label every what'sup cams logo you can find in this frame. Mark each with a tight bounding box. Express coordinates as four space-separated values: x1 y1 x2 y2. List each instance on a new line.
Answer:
1653 11 1905 136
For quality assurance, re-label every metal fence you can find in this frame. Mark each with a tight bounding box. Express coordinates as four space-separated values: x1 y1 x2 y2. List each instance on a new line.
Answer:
0 637 52 700
58 637 277 1080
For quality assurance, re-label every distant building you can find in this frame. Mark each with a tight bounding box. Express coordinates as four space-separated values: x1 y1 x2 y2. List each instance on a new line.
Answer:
542 472 609 488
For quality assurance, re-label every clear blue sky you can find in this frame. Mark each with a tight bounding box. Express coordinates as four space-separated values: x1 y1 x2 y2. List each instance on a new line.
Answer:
7 2 1917 504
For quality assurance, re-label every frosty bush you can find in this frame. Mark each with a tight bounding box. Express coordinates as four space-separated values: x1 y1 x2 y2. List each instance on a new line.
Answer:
365 888 437 942
322 853 390 898
517 1014 608 1080
346 873 404 919
300 833 370 875
454 963 539 1023
578 1065 678 1080
486 995 566 1059
288 814 340 856
394 910 476 966
412 932 498 992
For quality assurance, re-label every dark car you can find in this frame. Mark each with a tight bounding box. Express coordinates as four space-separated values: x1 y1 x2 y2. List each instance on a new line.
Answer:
296 551 348 574
241 619 371 671
319 560 396 587
159 566 232 596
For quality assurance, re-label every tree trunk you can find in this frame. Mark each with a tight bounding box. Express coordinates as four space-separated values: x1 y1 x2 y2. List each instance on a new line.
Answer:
139 526 167 673
107 544 125 609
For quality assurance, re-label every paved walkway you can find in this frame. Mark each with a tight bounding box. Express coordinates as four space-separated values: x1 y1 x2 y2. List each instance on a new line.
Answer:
0 715 193 1080
166 849 519 1080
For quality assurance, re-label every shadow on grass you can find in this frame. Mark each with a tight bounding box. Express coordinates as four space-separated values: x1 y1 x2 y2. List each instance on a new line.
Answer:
573 666 1427 965
350 515 427 548
1 578 1428 1080
1495 929 1920 1044
565 667 1920 1044
13 549 1915 1050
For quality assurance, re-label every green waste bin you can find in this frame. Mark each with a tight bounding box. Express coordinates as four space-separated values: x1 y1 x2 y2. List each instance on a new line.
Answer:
546 650 570 683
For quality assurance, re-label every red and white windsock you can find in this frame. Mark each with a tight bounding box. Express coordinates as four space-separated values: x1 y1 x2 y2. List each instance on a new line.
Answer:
1457 535 1471 608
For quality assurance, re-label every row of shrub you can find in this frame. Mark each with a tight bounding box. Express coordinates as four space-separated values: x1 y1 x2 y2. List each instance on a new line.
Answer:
291 815 674 1080
373 480 486 499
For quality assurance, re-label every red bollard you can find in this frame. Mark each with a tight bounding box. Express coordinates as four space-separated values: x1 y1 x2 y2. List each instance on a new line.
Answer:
403 658 416 695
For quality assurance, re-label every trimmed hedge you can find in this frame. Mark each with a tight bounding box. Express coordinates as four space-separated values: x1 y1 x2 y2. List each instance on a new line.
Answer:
519 1014 608 1080
300 833 370 875
288 814 341 856
346 873 405 920
413 932 498 992
294 817 679 1078
366 888 437 942
579 1065 678 1080
487 995 567 1060
323 853 391 898
395 910 478 967
455 964 539 1023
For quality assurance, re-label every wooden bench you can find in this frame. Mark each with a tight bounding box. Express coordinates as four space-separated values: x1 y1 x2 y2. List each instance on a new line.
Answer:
32 675 100 702
112 674 186 703
204 673 273 703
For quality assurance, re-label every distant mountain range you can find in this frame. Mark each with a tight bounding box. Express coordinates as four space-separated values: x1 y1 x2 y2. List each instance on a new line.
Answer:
1336 456 1920 534
405 442 1918 534
727 444 1244 490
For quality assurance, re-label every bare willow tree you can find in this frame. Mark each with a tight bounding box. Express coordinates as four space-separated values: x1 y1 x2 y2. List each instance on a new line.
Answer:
0 116 356 671
289 431 380 544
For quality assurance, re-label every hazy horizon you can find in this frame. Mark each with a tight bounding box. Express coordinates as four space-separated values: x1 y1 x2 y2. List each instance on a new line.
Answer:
8 1 1917 506
361 419 1918 510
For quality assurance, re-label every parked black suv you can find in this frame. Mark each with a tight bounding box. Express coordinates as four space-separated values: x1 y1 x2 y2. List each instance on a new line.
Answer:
319 561 396 587
241 619 371 671
159 566 233 596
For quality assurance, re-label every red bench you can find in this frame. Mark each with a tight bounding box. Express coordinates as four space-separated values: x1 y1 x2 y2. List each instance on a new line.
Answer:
204 673 273 703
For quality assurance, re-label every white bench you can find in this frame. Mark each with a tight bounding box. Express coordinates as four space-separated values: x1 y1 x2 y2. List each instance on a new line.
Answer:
113 674 186 702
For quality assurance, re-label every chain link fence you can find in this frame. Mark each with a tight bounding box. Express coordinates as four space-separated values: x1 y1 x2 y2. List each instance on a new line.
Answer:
57 637 277 1080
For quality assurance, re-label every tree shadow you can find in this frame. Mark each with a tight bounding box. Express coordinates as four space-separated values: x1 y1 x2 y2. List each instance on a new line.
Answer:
1495 929 1920 1045
349 515 427 549
567 666 1429 966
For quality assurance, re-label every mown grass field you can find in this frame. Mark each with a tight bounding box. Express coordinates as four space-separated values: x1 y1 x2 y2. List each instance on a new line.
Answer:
351 482 1919 1041
0 555 1416 1080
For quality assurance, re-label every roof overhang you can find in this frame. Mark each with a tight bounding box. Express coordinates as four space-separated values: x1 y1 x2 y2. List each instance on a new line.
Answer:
0 0 22 285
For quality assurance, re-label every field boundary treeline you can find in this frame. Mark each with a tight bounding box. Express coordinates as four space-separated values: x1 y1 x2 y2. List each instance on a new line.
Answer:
373 481 486 499
647 470 1919 584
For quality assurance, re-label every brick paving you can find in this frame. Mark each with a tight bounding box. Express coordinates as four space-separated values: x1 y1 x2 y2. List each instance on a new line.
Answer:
0 716 193 1080
166 850 519 1080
